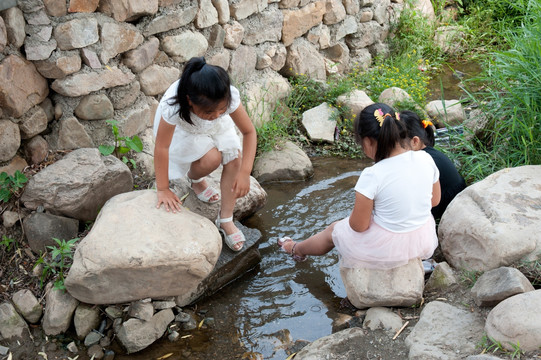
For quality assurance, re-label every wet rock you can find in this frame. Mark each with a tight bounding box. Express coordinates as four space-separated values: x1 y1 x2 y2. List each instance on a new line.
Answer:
253 140 313 183
302 102 338 143
471 267 534 307
116 309 174 353
11 289 42 324
0 301 30 340
22 212 79 253
439 165 541 271
21 148 133 221
168 330 180 341
405 301 485 358
42 284 79 336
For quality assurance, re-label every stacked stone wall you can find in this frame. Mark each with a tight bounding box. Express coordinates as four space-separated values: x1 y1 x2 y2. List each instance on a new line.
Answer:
0 0 402 174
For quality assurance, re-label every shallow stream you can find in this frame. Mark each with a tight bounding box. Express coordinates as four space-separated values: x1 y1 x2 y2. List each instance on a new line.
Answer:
116 157 372 360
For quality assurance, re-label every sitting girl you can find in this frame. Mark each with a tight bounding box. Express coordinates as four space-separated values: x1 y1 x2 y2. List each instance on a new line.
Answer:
279 103 440 270
401 110 466 220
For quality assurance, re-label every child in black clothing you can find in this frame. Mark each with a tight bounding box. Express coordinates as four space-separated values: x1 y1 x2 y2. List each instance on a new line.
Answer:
401 110 466 220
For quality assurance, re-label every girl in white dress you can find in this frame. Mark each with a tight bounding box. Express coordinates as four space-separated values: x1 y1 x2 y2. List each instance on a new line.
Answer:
154 57 257 252
278 103 441 269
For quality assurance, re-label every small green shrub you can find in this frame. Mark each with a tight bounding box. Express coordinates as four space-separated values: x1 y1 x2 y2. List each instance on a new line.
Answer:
0 170 28 203
35 237 79 290
0 235 16 252
99 119 143 168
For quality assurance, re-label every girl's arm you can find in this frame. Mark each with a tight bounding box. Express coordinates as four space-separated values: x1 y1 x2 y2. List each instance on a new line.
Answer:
349 192 374 232
154 117 182 212
230 103 257 198
432 180 441 207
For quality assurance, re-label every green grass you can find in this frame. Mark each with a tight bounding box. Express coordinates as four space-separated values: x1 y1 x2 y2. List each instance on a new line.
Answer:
444 1 541 183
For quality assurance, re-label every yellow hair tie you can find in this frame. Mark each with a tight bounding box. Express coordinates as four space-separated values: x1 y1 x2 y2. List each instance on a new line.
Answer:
422 120 434 129
374 109 394 127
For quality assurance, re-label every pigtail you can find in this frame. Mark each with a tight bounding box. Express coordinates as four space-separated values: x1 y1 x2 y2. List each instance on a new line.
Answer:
376 114 404 162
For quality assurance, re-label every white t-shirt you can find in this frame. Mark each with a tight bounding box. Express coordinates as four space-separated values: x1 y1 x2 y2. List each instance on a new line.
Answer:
354 150 439 232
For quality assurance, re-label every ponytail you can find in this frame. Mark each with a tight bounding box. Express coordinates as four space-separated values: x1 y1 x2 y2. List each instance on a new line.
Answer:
170 57 231 125
401 110 436 147
355 103 406 162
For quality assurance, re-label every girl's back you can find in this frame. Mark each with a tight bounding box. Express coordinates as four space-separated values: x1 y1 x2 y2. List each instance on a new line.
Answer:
356 150 438 232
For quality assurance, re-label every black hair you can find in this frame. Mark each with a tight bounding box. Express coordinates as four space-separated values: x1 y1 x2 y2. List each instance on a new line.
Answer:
354 103 407 162
401 110 435 147
169 57 231 125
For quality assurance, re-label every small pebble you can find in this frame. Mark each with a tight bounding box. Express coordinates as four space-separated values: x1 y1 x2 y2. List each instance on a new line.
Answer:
67 341 78 353
0 345 9 356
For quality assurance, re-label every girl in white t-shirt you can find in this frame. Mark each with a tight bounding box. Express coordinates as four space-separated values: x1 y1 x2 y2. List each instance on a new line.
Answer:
154 57 257 252
278 103 441 269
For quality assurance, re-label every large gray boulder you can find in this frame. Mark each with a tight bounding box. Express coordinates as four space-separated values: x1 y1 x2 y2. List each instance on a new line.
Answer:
485 290 541 352
439 165 541 271
21 148 133 221
64 190 222 304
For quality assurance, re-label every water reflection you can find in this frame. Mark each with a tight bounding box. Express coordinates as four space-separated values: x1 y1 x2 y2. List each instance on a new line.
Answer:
116 157 372 359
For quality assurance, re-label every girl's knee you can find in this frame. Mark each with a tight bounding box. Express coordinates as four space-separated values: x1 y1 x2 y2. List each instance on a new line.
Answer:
199 148 222 169
224 155 241 170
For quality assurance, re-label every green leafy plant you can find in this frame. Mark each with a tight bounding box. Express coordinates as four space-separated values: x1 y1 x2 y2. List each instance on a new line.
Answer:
98 119 143 168
0 235 16 251
34 237 79 290
0 170 28 203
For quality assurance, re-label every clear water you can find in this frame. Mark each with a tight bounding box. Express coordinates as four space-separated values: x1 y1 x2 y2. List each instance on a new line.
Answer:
115 157 372 360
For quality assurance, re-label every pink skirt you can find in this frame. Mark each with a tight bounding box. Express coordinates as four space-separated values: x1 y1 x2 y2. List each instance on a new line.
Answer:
332 216 438 270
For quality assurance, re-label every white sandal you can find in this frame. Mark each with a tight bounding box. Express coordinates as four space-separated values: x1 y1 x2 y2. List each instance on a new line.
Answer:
215 215 245 252
186 172 220 204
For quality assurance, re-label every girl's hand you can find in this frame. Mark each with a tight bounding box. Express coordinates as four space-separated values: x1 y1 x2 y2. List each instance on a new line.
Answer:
156 189 182 213
232 173 251 198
